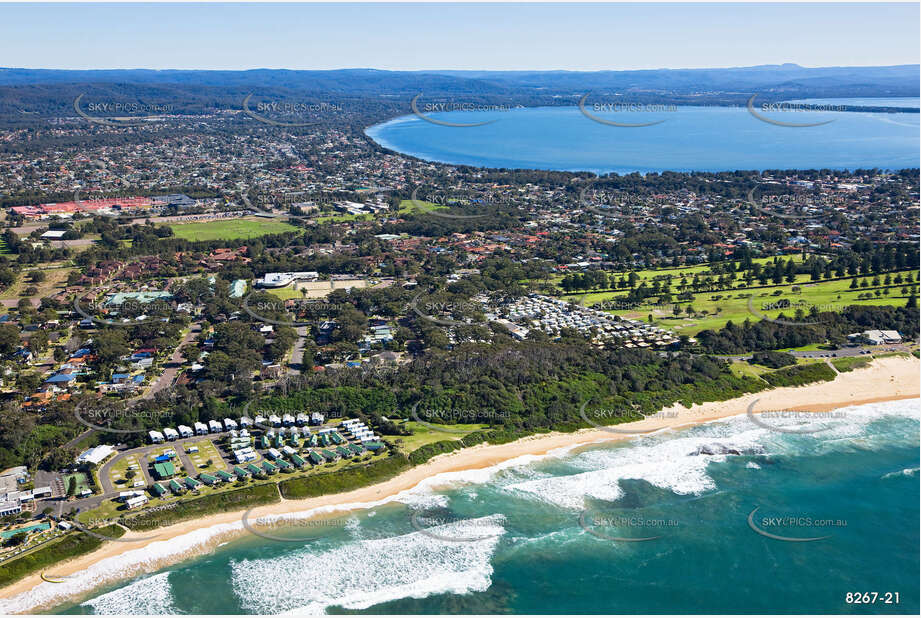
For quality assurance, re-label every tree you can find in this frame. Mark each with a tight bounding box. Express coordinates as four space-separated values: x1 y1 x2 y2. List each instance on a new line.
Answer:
0 324 20 355
66 477 77 497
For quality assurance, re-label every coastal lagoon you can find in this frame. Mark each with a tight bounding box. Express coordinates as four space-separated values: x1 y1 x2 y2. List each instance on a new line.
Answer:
366 102 920 174
24 399 920 615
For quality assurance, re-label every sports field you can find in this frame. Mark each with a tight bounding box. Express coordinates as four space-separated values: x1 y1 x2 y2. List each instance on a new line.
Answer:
169 217 298 241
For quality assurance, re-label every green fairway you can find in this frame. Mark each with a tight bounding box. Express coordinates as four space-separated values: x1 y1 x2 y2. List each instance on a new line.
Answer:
559 269 918 336
169 218 298 241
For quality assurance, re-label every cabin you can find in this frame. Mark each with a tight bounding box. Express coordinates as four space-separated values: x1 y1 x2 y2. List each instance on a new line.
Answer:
153 462 175 479
126 495 148 509
233 466 250 479
177 425 193 438
162 427 179 441
289 453 307 468
268 414 281 427
239 416 253 428
151 482 167 497
148 430 165 444
223 418 238 431
282 413 295 427
215 470 234 483
307 450 324 466
296 412 308 426
208 419 223 433
183 477 201 490
168 479 184 494
194 421 208 435
198 473 218 486
260 461 277 475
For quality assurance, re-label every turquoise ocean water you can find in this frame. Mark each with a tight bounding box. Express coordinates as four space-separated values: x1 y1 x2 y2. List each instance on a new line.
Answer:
4 399 916 615
365 102 920 174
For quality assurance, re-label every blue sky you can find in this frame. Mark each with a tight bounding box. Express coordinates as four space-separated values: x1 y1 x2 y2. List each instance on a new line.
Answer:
1 2 918 71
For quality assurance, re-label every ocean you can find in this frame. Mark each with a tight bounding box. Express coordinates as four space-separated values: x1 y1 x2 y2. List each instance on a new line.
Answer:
2 398 913 615
365 102 920 174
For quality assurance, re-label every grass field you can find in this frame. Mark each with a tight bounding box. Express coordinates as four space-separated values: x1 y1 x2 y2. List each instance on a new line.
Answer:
395 420 490 453
0 266 74 301
559 268 918 336
108 454 142 488
397 199 449 216
185 439 224 474
169 217 298 241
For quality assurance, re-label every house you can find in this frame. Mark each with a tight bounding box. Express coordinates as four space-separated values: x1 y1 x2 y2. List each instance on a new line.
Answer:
149 430 165 444
126 495 148 509
76 444 115 466
177 425 193 438
208 420 222 433
194 422 208 435
162 427 179 441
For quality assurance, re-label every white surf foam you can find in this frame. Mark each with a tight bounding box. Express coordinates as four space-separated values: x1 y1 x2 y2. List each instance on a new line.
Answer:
230 515 504 614
80 572 175 615
0 522 243 614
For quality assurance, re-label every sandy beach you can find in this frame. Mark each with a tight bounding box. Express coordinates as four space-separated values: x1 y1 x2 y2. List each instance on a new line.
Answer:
1 355 918 611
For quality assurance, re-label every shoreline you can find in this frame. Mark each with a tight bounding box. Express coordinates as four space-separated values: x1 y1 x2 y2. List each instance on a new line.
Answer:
1 355 918 612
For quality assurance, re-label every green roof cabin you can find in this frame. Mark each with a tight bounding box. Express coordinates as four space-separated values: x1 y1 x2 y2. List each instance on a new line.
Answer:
153 461 175 480
151 482 167 497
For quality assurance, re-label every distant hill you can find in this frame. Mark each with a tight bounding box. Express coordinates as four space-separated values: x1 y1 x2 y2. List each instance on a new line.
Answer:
0 64 916 119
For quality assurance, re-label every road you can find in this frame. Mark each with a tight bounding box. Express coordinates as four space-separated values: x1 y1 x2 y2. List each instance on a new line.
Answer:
720 344 911 362
141 321 201 400
50 431 235 515
286 326 309 375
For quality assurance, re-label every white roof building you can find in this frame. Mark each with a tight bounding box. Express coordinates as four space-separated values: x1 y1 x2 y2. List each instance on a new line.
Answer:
76 444 116 466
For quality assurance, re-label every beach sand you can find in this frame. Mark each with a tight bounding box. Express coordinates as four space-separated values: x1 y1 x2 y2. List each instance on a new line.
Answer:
1 355 918 611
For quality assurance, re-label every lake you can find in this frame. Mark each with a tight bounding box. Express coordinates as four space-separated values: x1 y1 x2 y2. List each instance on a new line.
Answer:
366 102 919 174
